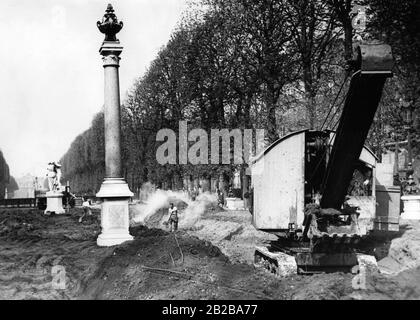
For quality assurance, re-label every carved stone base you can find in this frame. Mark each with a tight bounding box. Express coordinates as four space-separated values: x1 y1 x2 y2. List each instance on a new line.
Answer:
45 191 65 215
96 178 133 247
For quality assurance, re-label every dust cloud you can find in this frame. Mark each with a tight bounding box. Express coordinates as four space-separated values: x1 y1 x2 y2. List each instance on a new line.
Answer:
130 183 218 228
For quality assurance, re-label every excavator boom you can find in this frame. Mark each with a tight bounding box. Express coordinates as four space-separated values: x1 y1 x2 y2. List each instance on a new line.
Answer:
320 43 394 210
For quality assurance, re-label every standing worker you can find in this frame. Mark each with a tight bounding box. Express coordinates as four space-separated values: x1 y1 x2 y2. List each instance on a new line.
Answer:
216 187 223 207
79 197 92 223
166 203 179 232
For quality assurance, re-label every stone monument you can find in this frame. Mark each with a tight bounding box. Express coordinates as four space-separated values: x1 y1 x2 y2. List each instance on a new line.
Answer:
96 4 133 246
45 161 65 215
225 171 245 210
225 185 245 210
401 175 420 220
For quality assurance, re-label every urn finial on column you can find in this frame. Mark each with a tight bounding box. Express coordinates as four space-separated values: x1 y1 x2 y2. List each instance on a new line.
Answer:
97 4 123 42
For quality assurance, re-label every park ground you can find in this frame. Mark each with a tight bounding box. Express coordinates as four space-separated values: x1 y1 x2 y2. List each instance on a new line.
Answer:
1 205 420 300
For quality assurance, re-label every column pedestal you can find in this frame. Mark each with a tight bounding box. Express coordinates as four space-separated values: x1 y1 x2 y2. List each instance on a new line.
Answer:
96 178 133 246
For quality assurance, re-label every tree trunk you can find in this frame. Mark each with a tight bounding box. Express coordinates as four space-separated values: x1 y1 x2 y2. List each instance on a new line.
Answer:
244 92 252 126
343 18 353 62
266 83 279 143
219 173 227 200
303 63 317 129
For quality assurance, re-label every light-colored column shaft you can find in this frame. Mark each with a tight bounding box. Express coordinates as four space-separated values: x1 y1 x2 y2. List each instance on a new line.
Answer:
103 56 122 178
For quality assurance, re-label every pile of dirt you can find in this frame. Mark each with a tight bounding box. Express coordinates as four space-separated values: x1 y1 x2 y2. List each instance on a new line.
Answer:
289 272 355 300
370 221 420 275
385 221 420 271
192 210 276 264
349 267 420 300
193 220 243 242
143 207 168 228
80 225 290 300
140 207 274 265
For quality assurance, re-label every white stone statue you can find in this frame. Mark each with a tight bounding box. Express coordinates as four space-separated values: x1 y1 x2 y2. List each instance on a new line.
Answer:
46 162 62 192
233 170 241 189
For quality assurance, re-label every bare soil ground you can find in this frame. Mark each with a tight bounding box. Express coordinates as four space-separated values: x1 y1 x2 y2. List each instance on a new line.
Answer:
0 207 420 300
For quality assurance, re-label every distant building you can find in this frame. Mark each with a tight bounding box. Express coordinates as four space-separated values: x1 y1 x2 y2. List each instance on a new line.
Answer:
12 174 43 198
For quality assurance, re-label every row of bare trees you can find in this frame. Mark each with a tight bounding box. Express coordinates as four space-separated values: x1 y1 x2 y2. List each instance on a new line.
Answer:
60 0 419 194
0 150 18 199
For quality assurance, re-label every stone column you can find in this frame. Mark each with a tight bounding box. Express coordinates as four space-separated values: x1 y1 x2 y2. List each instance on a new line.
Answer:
96 4 133 246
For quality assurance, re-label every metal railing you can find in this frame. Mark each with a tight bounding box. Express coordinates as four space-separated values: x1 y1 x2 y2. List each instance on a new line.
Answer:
0 198 37 208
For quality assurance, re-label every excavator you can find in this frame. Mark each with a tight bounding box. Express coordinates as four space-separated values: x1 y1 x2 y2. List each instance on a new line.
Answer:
251 41 397 275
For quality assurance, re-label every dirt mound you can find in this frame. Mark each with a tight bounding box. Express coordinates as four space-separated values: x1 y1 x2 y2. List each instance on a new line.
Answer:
143 207 168 228
290 273 354 300
386 222 420 270
349 267 420 300
193 220 243 242
192 210 276 264
80 225 290 300
373 221 420 275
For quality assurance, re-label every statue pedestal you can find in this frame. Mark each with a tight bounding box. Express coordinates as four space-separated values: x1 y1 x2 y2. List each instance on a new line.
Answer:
96 178 133 246
45 191 65 215
225 197 245 210
401 195 420 220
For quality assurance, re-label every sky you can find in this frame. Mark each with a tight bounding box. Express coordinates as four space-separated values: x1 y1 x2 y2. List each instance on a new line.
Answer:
0 0 188 178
